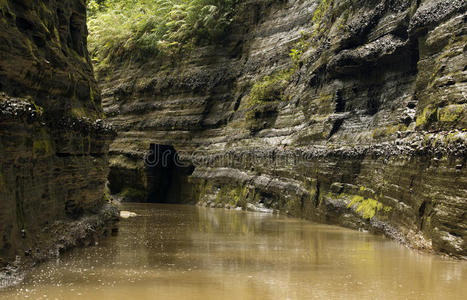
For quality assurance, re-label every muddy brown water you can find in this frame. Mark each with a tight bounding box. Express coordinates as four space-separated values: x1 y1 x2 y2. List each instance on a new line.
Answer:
0 203 466 300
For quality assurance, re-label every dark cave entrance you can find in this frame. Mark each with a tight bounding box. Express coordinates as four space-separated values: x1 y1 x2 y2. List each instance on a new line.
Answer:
145 144 194 203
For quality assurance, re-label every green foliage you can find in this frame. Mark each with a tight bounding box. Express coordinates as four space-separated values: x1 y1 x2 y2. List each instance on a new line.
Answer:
215 185 249 207
87 0 238 68
289 48 302 65
248 69 293 106
245 68 293 132
87 0 101 16
289 31 310 65
312 0 332 24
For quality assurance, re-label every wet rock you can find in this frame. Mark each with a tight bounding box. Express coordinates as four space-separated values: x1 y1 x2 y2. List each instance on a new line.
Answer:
120 211 138 219
100 0 467 258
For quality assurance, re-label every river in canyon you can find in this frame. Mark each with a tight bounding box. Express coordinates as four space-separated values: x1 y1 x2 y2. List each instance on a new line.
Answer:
0 203 466 300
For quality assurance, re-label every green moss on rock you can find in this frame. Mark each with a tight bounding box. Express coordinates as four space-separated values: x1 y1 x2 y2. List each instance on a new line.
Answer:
245 69 293 132
372 124 408 139
215 185 249 207
438 104 465 123
416 105 439 128
347 195 383 219
248 69 293 106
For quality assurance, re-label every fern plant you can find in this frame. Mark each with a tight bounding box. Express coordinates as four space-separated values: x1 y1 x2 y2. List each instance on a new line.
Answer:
87 0 238 69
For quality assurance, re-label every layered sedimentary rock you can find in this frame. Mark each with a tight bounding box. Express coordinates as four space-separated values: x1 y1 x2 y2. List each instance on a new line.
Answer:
100 0 467 258
0 0 116 272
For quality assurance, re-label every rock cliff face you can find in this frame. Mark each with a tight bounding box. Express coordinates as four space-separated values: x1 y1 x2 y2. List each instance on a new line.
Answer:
0 0 116 272
100 0 466 258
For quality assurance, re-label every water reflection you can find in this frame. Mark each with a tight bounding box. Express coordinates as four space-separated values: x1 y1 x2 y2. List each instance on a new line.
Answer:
0 203 465 300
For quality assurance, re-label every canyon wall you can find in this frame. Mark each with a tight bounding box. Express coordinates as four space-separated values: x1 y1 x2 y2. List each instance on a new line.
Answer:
100 0 466 258
0 0 116 271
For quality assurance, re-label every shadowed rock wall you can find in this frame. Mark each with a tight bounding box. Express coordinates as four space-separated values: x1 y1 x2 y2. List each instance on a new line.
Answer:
100 0 466 258
0 0 116 269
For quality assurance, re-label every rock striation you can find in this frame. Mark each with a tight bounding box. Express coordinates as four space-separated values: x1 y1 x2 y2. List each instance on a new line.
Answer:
100 0 466 258
0 0 117 275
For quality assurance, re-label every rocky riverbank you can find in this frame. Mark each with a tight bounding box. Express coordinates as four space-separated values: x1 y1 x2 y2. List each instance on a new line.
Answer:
0 204 119 289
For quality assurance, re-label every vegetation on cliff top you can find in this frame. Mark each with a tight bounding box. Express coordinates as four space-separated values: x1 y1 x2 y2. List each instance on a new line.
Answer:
87 0 238 69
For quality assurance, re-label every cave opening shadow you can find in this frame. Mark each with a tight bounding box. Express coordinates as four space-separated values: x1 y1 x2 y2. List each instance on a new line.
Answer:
145 144 194 203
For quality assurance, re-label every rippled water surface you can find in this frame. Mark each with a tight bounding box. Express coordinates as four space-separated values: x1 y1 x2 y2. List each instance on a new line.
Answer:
1 203 466 299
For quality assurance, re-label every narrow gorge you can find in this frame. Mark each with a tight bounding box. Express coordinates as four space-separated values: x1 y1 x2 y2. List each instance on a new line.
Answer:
0 0 466 297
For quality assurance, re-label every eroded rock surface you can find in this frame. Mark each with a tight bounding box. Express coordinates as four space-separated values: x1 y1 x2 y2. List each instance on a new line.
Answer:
100 0 466 258
0 0 117 275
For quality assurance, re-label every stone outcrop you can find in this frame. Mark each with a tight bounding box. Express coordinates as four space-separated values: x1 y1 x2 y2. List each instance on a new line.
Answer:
100 0 466 258
0 0 117 275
